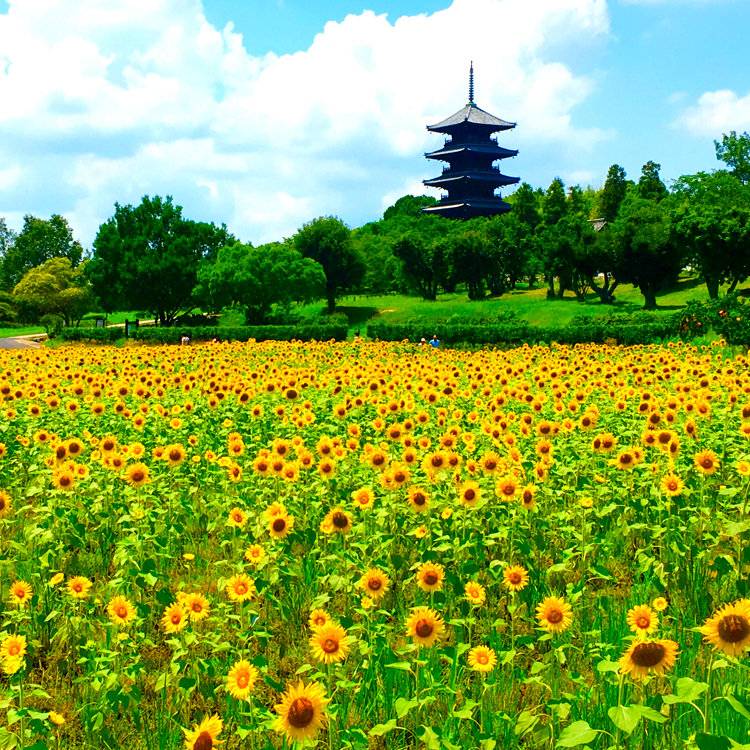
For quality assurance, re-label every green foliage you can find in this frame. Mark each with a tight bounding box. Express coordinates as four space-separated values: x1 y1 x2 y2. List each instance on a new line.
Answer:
39 313 65 337
13 257 94 326
637 161 668 201
596 164 628 222
0 214 82 290
294 216 364 312
715 130 750 184
195 241 325 323
678 293 750 345
58 326 123 343
87 195 232 325
382 194 437 220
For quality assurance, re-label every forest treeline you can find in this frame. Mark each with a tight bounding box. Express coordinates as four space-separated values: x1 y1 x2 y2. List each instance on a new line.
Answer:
0 131 748 329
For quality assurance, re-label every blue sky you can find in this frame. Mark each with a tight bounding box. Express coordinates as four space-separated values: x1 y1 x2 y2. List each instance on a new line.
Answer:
0 0 748 247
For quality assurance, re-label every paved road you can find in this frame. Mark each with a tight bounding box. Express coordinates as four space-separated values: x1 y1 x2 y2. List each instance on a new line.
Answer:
0 337 42 349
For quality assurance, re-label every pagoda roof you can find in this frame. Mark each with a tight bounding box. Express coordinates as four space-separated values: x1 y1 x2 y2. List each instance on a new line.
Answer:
427 103 516 134
422 198 512 218
423 171 520 189
425 143 518 160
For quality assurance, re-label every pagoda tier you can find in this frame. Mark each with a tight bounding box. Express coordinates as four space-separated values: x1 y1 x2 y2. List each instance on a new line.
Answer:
423 64 519 219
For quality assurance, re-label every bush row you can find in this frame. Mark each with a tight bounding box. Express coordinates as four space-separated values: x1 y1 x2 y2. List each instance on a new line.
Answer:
59 324 349 344
367 315 680 346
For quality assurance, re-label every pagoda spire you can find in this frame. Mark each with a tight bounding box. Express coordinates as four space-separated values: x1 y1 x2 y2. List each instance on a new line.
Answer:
468 61 474 105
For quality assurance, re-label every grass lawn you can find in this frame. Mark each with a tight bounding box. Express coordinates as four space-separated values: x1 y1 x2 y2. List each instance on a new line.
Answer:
0 325 45 338
293 275 722 334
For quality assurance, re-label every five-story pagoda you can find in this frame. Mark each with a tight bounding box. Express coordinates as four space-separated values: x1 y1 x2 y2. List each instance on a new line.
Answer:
423 64 519 218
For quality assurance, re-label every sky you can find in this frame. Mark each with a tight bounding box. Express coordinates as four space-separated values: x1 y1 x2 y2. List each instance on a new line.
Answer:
0 0 748 247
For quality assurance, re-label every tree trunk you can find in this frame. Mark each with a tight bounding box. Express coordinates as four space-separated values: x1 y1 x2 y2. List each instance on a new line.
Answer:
326 286 336 313
727 277 739 294
546 275 556 300
705 275 720 299
642 287 657 310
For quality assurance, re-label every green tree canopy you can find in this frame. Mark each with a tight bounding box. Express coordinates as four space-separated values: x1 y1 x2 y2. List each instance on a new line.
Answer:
293 216 364 312
715 130 750 184
382 195 437 220
0 214 82 290
13 257 94 326
637 161 668 202
87 195 232 325
195 241 325 323
597 164 628 222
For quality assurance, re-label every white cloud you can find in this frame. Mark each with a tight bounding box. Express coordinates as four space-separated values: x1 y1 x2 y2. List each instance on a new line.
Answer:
677 89 750 137
0 0 610 245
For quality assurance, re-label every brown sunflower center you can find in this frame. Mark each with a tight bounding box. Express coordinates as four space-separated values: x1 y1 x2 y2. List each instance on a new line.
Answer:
272 518 286 532
546 608 563 624
7 643 20 656
193 731 213 750
235 582 248 595
171 612 182 624
464 489 476 501
476 651 489 664
322 638 339 653
332 512 348 528
368 578 382 591
508 572 522 584
237 672 249 688
423 572 438 586
415 619 434 638
116 605 128 618
701 458 713 469
718 614 750 643
288 697 315 728
630 641 666 667
636 616 651 629
169 449 182 461
412 493 426 506
0 498 6 511
131 470 145 482
620 454 632 465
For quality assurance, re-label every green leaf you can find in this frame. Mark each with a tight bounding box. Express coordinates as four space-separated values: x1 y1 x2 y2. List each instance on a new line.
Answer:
514 709 539 737
384 662 413 672
556 720 599 747
395 697 419 719
369 719 398 737
695 733 731 750
480 741 496 750
608 706 641 735
632 705 667 724
0 727 17 750
663 677 708 704
725 695 750 721
418 726 440 750
596 659 621 674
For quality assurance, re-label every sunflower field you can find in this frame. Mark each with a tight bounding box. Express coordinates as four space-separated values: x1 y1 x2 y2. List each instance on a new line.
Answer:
0 340 749 750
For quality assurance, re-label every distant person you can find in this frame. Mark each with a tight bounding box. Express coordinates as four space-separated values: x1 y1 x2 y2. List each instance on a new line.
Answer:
429 334 440 348
181 335 190 346
420 337 427 347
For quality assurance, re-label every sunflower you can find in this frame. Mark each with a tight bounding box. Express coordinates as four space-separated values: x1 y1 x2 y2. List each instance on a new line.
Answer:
227 507 248 528
660 473 684 497
458 481 481 508
626 604 658 637
273 679 329 744
226 573 256 602
520 484 537 510
49 572 64 587
536 596 573 634
182 714 223 750
268 513 294 540
495 475 518 501
107 595 137 626
48 711 65 726
9 580 32 607
406 606 446 647
502 565 529 593
358 568 391 600
161 603 189 634
619 639 678 680
124 462 150 488
309 621 352 665
67 576 93 600
467 645 497 673
226 659 259 701
0 490 11 518
416 561 445 592
321 508 352 534
0 634 27 661
244 544 266 566
183 592 210 622
351 487 375 510
308 609 331 630
652 596 668 612
52 468 75 491
694 449 719 475
698 599 750 657
464 581 486 606
407 486 430 513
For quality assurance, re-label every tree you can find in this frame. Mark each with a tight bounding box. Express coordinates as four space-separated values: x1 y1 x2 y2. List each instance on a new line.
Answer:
0 214 82 290
452 229 492 300
393 233 451 301
637 161 668 202
383 195 437 220
195 241 325 323
13 257 94 326
715 131 750 184
672 171 750 298
294 217 365 312
508 182 542 230
87 196 232 325
610 194 683 309
597 164 628 222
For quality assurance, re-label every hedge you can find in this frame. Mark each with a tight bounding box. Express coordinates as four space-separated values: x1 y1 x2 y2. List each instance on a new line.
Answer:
58 323 349 344
367 315 681 346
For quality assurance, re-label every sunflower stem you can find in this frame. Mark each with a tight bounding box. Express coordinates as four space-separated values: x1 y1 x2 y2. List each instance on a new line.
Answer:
704 651 715 733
